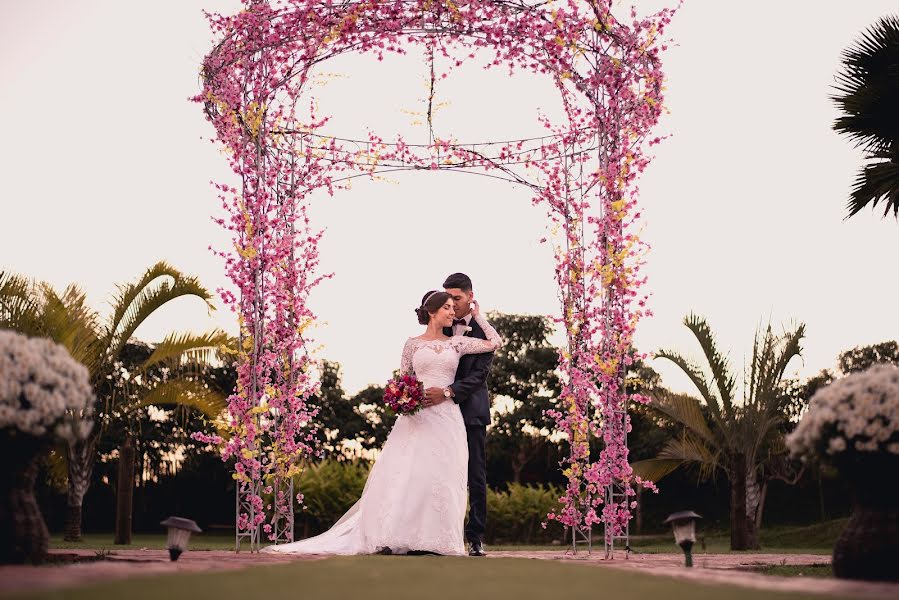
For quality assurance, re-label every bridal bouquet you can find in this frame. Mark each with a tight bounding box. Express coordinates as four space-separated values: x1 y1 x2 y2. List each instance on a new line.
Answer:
383 374 425 415
786 363 899 461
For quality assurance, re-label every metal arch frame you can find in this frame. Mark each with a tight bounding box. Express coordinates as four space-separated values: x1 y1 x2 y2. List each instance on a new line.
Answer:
218 0 646 556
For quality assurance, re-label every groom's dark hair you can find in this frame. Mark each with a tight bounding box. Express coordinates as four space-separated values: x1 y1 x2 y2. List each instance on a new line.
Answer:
443 272 472 292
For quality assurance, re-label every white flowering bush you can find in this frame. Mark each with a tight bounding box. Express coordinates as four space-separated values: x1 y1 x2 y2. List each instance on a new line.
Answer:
786 363 899 461
0 330 94 443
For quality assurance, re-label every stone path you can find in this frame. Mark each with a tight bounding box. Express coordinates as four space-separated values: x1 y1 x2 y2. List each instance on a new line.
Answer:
490 551 899 599
1 549 897 598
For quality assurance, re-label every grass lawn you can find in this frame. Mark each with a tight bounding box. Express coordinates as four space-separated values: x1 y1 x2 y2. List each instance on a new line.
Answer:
9 556 855 600
51 533 236 552
622 520 843 556
52 520 843 556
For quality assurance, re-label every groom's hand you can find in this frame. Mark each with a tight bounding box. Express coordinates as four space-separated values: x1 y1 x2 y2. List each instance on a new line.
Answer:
423 387 446 408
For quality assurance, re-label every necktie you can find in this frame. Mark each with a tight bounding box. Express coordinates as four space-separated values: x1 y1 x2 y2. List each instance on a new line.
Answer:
453 319 467 327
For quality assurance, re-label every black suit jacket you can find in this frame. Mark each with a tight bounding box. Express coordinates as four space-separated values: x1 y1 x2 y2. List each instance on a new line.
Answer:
443 318 494 427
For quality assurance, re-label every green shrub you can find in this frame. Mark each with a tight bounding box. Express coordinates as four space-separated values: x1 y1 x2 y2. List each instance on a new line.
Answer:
486 483 565 545
294 460 369 536
293 461 565 544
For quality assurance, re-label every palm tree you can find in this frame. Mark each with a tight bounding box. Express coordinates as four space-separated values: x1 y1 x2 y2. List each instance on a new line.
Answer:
832 14 899 219
631 314 805 550
0 263 231 542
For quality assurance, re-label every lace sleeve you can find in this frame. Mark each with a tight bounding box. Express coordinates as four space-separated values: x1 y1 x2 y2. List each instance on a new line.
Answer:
400 338 415 375
452 314 503 356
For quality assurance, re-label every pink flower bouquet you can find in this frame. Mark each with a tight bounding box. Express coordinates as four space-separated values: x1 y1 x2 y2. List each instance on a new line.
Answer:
383 374 425 415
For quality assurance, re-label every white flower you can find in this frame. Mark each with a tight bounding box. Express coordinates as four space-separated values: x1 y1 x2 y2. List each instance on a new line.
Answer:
786 363 899 459
827 437 847 454
0 330 95 441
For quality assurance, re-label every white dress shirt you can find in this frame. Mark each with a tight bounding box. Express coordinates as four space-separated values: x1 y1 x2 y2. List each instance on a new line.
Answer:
452 312 473 337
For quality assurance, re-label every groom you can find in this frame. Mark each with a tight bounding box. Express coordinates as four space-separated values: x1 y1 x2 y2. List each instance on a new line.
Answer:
425 272 493 557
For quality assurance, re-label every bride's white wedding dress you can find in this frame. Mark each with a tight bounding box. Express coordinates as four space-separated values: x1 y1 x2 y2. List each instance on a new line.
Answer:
262 313 502 556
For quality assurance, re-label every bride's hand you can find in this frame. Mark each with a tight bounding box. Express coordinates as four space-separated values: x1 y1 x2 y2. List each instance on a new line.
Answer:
470 299 480 318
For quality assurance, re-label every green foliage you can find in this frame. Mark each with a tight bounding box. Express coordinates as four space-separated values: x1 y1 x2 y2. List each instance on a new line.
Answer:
832 14 899 219
310 362 372 458
308 362 395 459
626 359 689 463
0 263 230 540
636 314 805 483
350 384 396 450
837 340 899 373
778 340 897 420
485 483 564 545
0 262 229 433
0 271 44 335
634 314 806 549
294 460 370 532
486 312 560 482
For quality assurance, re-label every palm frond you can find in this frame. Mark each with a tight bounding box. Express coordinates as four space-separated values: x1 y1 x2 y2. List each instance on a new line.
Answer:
129 377 228 419
739 320 805 463
658 431 717 459
630 458 683 482
141 330 234 371
656 434 721 481
683 313 737 422
832 14 899 154
648 390 716 444
0 271 44 335
39 283 102 373
747 321 805 413
653 349 727 429
832 14 899 220
768 323 805 398
845 158 899 219
106 262 215 359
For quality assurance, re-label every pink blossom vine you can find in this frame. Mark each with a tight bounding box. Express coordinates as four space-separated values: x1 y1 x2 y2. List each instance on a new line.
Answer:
193 0 676 546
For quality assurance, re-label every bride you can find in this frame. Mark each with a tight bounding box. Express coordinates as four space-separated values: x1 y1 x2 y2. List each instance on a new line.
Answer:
262 290 502 556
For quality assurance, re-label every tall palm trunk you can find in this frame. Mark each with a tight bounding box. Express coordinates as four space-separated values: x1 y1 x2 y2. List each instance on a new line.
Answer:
754 481 769 538
729 452 750 550
745 465 762 549
114 434 136 545
63 437 96 542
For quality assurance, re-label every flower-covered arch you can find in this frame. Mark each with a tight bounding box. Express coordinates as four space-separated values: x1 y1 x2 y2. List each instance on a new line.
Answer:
194 0 675 554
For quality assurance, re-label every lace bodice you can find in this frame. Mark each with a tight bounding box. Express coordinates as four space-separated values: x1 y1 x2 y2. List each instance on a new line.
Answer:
399 313 502 389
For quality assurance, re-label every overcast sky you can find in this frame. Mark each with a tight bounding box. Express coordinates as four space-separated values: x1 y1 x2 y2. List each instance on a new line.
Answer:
1 1 897 397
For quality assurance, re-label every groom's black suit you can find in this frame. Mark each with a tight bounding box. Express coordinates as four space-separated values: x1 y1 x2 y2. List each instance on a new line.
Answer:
443 317 493 546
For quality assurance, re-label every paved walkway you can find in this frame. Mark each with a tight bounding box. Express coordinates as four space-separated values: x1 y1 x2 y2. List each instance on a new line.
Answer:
1 549 897 598
490 551 899 599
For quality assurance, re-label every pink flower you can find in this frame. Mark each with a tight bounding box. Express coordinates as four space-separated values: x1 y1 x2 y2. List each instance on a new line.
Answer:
198 0 673 542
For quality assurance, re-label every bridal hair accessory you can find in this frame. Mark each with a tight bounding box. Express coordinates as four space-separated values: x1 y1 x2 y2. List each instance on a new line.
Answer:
421 291 440 307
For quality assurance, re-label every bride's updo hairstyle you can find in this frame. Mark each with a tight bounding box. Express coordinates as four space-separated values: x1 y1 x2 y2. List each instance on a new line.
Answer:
415 290 451 325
